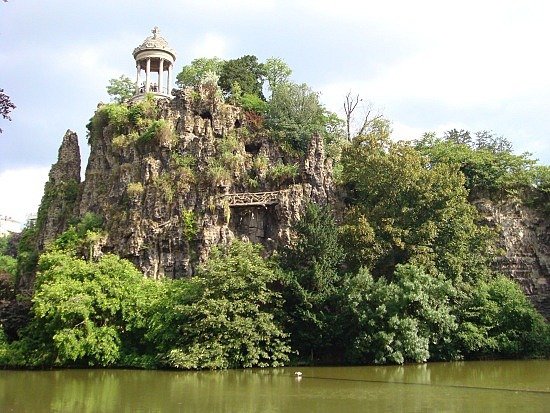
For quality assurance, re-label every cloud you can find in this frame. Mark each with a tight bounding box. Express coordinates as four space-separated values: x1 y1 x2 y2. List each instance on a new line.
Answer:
189 33 232 59
0 167 49 226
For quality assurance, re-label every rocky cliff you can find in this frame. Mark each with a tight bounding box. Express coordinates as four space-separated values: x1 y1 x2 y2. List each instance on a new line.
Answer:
475 198 550 318
53 86 335 279
35 130 81 249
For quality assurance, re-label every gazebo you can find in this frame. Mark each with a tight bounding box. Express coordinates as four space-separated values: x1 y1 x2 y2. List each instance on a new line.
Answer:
132 27 176 99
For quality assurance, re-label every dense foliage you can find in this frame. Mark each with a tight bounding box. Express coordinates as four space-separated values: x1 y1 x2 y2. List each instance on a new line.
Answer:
280 204 346 362
155 241 290 369
341 131 494 282
415 130 539 199
175 54 342 153
1 232 291 369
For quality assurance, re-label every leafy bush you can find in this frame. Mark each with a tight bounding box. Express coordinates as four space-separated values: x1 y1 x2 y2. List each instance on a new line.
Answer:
138 119 166 144
181 209 197 241
158 241 290 369
456 276 550 358
153 173 175 203
205 160 231 186
127 182 144 197
1 248 161 368
239 93 268 114
344 264 457 364
267 162 299 184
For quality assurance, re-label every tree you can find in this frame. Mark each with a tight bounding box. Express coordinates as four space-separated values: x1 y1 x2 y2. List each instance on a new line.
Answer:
175 57 224 88
160 240 290 369
344 264 457 364
279 204 346 362
455 276 549 358
266 82 328 151
341 133 494 282
12 251 161 367
444 128 472 146
416 131 537 197
106 75 135 103
218 55 265 99
0 88 16 133
474 130 513 153
263 57 292 93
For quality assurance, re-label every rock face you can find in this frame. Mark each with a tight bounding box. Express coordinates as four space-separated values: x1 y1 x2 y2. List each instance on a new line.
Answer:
72 87 334 279
36 129 81 249
475 198 550 318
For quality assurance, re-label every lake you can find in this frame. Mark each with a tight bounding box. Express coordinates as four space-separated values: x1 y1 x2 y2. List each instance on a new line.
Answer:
1 360 548 412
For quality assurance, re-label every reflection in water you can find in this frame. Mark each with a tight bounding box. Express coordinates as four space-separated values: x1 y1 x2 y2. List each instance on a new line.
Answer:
0 360 548 412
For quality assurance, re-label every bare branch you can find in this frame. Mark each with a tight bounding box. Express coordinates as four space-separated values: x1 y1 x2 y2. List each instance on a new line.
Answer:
343 91 360 141
357 109 382 137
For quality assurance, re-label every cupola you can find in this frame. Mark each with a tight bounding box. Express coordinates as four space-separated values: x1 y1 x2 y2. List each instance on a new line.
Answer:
132 27 176 99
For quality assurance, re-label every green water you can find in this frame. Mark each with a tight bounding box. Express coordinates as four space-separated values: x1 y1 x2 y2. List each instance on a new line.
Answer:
1 360 548 412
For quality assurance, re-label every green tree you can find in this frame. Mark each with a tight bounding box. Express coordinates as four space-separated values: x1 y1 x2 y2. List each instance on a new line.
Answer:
443 128 473 146
0 235 17 277
416 130 536 197
266 82 329 152
160 240 290 369
12 251 161 367
279 204 346 362
176 57 224 88
218 55 265 99
106 75 135 103
263 57 292 93
344 264 457 364
474 130 513 153
341 133 493 282
456 276 550 359
529 165 550 212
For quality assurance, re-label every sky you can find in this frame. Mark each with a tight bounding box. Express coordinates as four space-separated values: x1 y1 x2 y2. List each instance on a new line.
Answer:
1 0 549 226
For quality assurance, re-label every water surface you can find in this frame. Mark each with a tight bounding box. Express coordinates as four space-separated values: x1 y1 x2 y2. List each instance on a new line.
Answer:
1 360 548 412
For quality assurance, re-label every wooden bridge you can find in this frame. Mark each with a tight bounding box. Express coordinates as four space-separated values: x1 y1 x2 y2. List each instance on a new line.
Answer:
220 191 285 207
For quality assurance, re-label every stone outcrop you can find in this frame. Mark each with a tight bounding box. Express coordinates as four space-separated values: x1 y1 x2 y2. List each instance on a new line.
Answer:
475 198 550 318
36 129 81 249
71 87 333 279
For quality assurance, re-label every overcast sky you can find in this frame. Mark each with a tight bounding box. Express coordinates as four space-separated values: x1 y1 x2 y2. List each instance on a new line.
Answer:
1 0 549 225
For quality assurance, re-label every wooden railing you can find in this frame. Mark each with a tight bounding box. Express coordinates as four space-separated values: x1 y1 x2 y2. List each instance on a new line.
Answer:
219 191 285 207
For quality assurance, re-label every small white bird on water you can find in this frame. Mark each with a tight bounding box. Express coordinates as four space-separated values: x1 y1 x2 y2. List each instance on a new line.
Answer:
294 371 303 377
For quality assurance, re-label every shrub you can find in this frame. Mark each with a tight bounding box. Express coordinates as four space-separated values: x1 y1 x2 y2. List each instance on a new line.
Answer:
153 173 174 203
181 210 198 241
267 162 299 184
206 160 231 186
158 241 290 369
127 182 144 197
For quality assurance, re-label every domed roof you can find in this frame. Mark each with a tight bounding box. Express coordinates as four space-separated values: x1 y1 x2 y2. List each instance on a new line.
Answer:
133 27 176 60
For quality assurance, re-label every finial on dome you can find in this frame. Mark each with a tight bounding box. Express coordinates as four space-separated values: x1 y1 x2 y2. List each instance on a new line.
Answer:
152 26 159 38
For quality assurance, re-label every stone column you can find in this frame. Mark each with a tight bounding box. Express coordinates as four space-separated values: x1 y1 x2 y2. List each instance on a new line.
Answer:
167 64 172 95
145 58 151 92
159 58 164 94
135 64 141 93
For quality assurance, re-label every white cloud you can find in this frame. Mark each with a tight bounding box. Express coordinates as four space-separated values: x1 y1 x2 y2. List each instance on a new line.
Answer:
0 167 49 226
189 33 231 59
